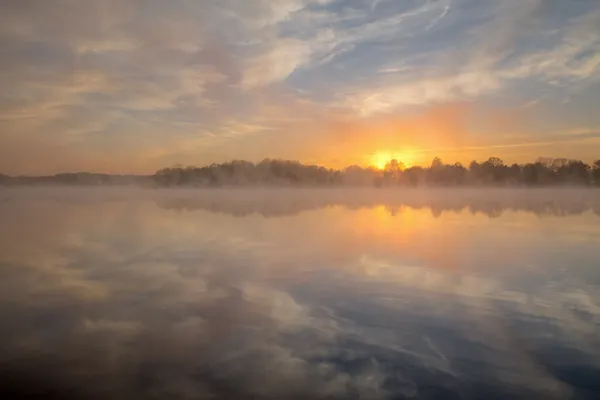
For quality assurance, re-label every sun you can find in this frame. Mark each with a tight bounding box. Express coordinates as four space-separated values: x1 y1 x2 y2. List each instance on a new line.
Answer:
371 152 393 170
370 149 417 170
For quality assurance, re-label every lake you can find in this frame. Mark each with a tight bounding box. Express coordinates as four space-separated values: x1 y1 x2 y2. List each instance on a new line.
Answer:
1 188 599 399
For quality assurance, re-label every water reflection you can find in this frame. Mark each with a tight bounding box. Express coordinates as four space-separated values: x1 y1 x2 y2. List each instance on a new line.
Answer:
0 188 599 399
152 188 600 218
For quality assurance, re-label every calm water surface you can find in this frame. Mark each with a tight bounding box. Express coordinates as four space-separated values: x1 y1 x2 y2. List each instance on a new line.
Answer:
1 188 599 399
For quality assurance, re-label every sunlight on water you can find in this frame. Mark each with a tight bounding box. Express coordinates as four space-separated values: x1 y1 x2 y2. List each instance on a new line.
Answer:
0 188 599 399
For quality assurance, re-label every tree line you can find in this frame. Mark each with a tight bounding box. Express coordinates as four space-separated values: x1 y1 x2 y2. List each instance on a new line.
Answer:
2 157 600 187
153 157 600 187
0 173 148 186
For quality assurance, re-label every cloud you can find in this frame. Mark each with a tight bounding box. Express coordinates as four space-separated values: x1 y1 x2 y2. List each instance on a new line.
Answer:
242 38 313 88
426 4 451 31
341 72 502 115
332 1 600 115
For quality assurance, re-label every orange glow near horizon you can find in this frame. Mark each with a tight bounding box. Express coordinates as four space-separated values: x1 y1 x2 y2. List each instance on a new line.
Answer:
369 149 419 170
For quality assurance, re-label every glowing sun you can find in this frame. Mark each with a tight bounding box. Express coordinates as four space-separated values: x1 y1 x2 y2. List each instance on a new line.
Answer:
370 149 417 170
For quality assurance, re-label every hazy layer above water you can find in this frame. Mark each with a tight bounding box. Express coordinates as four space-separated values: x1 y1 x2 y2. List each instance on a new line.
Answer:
0 188 599 399
2 186 600 216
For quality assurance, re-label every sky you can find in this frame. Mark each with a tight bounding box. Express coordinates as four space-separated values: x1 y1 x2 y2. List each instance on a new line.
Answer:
1 0 600 175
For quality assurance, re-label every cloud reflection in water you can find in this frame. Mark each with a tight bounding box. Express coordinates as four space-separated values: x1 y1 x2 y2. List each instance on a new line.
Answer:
0 188 599 399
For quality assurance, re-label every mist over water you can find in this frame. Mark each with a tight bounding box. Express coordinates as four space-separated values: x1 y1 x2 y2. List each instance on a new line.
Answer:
1 188 599 399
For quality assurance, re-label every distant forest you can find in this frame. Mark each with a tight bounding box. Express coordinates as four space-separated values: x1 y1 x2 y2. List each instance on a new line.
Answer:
2 157 600 187
155 157 600 187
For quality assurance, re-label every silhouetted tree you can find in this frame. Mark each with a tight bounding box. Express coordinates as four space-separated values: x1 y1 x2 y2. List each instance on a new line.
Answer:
468 161 483 185
507 163 522 185
383 159 404 185
447 162 468 185
404 166 426 186
343 165 380 186
556 160 590 185
592 160 600 186
427 157 446 185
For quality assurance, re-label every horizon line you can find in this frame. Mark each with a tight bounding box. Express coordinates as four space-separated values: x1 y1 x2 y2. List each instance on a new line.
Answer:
1 155 600 178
